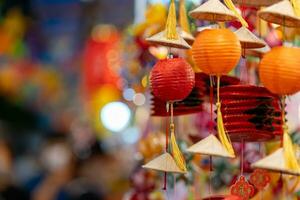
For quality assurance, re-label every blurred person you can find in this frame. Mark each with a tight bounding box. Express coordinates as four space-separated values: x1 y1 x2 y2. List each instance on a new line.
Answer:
28 135 105 200
0 139 30 200
30 137 75 200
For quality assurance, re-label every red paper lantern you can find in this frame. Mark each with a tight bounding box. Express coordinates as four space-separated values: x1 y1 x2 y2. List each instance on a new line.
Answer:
192 29 241 76
259 46 300 95
150 58 195 102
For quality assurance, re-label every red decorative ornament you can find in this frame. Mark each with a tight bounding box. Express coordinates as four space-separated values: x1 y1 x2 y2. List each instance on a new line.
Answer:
249 169 271 190
219 85 283 142
150 58 195 102
202 195 242 200
151 73 205 116
230 176 255 200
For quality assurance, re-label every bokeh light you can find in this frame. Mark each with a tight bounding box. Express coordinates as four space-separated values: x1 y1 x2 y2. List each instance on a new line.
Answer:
123 88 135 101
121 127 140 144
133 93 146 106
100 102 131 132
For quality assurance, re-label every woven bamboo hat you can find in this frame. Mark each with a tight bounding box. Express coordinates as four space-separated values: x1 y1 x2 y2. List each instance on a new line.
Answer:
146 30 191 49
189 0 237 22
146 0 191 49
187 134 235 158
251 148 300 176
245 44 271 58
177 27 195 45
234 27 266 49
142 153 187 174
232 0 281 7
258 0 300 27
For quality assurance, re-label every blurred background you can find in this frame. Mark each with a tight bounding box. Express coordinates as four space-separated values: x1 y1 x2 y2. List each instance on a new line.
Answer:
0 0 299 200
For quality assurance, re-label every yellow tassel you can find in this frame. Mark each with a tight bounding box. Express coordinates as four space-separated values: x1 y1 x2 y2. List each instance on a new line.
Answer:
216 76 235 157
165 0 179 40
283 130 300 171
179 0 190 33
224 0 248 27
291 0 300 17
170 124 187 171
218 22 226 29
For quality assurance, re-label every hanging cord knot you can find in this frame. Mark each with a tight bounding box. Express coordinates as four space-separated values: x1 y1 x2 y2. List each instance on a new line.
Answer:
170 123 175 132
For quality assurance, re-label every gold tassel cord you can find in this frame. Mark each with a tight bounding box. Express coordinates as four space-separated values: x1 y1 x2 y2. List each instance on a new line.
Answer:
283 131 300 171
179 0 190 33
165 0 179 40
291 0 300 17
224 0 248 27
170 125 187 171
281 97 300 172
169 103 187 172
216 76 235 157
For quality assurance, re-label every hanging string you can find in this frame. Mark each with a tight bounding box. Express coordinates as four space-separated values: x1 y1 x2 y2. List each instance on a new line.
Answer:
209 76 214 133
209 76 214 196
209 155 213 196
240 139 244 175
281 96 300 172
163 111 169 190
170 102 187 171
216 76 235 157
282 16 286 44
166 115 169 152
165 0 178 40
224 0 248 27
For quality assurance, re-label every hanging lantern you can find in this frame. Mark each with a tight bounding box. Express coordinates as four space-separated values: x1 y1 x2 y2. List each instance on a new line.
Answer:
220 85 283 142
258 0 300 27
232 0 280 7
150 58 195 102
189 0 237 22
151 72 205 116
234 26 266 49
259 46 300 95
192 29 241 75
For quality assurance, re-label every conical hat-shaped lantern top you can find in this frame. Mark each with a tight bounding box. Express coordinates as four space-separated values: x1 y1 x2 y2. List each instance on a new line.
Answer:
189 0 237 22
258 0 300 27
146 0 191 49
187 134 235 158
232 0 281 7
179 0 195 45
245 44 271 58
142 153 187 174
252 148 300 176
234 27 266 49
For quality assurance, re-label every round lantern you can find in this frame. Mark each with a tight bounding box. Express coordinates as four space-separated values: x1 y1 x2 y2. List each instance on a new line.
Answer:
150 58 195 102
192 29 241 75
259 46 300 95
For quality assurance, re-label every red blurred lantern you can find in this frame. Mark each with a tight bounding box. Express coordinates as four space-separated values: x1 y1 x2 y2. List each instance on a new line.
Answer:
259 46 300 95
192 29 241 76
150 57 195 102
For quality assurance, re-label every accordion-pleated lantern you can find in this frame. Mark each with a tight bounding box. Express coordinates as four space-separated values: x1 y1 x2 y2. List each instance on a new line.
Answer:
259 46 300 95
150 58 195 102
219 85 283 142
192 29 241 76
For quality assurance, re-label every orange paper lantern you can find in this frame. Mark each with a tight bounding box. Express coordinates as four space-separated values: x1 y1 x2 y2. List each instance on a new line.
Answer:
259 46 300 95
192 29 241 75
